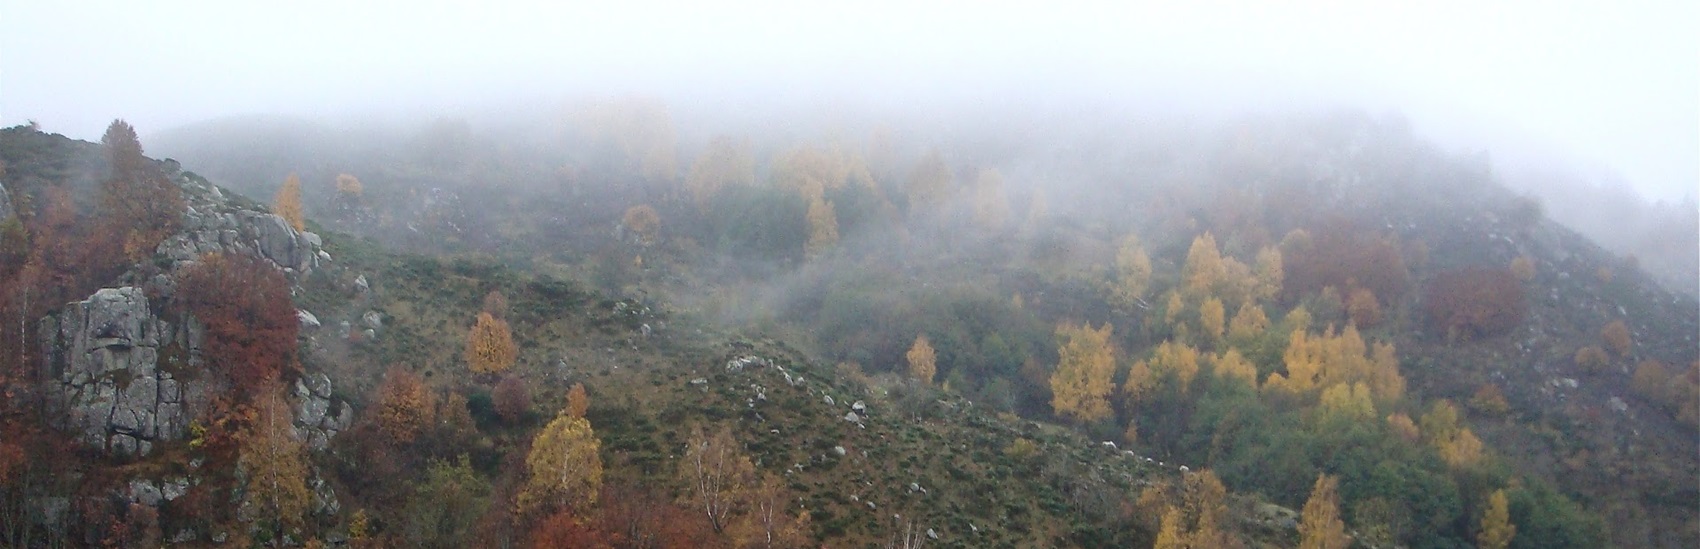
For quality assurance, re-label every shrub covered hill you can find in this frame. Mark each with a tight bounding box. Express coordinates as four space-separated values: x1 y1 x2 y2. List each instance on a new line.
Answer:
2 104 1696 548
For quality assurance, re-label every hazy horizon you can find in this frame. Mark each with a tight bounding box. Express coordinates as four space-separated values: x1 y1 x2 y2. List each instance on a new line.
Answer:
3 1 1694 202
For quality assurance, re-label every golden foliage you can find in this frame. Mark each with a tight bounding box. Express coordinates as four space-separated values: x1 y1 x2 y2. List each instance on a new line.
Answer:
1298 474 1350 549
335 173 363 197
1108 234 1153 313
682 425 755 533
465 312 518 375
1253 246 1284 303
1574 346 1609 374
1149 340 1202 392
1227 303 1269 344
1164 291 1187 328
1183 232 1225 298
1264 325 1404 403
374 366 435 445
1440 427 1485 469
1142 470 1242 549
804 197 839 258
1050 322 1117 423
906 334 937 385
1477 489 1516 549
516 414 604 517
1199 297 1226 347
735 473 812 549
622 204 662 246
1600 320 1632 356
565 382 589 419
272 173 306 231
1154 508 1188 549
240 388 312 539
686 135 756 207
1509 256 1536 282
1212 349 1258 388
1387 413 1420 443
1318 382 1376 423
1422 400 1485 469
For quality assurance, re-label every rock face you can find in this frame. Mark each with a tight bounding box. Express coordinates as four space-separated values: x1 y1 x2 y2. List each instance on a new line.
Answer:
39 287 205 458
292 373 351 451
0 182 13 220
154 174 324 277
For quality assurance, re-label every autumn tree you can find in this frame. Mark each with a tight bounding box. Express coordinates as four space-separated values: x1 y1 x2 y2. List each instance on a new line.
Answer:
1212 349 1259 388
1573 346 1609 374
682 425 755 533
1421 400 1485 469
373 366 436 445
531 510 613 549
335 173 363 198
687 135 757 208
1298 474 1349 549
273 173 306 231
516 412 604 518
1600 320 1632 356
1424 268 1525 340
1227 303 1269 344
494 375 532 423
1141 470 1240 548
97 119 183 261
735 473 811 549
174 253 299 400
564 383 589 419
1108 234 1153 313
1477 488 1515 549
1346 288 1382 327
906 334 937 385
466 311 517 375
622 204 661 246
1199 297 1226 347
804 197 839 258
1050 322 1116 424
1126 340 1202 400
240 387 312 546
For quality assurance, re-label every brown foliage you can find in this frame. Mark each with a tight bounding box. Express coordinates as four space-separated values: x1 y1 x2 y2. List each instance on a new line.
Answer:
1345 287 1382 328
494 375 532 423
1423 268 1526 340
1574 346 1610 374
531 511 613 549
1509 256 1536 282
1600 320 1632 356
1469 384 1510 415
1280 224 1410 304
98 119 183 262
175 253 299 400
466 311 518 375
565 382 589 419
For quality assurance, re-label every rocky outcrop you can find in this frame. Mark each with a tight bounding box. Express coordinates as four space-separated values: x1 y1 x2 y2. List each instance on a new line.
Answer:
39 287 206 458
292 372 351 451
0 182 13 220
154 174 324 277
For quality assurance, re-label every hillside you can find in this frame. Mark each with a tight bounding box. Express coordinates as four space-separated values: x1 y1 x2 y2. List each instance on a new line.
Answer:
4 103 1698 549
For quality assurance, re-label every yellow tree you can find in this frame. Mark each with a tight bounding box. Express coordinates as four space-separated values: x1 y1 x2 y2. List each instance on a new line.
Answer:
736 473 811 549
1253 246 1284 302
241 387 312 546
1299 474 1350 549
1477 489 1516 549
516 412 604 518
1227 303 1269 344
466 312 518 375
335 173 363 198
1109 234 1153 313
683 425 755 533
804 197 839 258
1050 322 1116 423
273 173 306 231
1199 297 1226 347
906 334 937 385
1212 349 1258 388
1182 232 1225 298
1601 320 1632 356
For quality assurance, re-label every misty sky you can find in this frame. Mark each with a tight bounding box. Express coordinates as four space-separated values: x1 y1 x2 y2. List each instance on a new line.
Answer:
3 1 1694 201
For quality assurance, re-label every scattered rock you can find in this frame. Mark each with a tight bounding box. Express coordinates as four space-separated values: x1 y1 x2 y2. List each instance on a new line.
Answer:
927 528 939 540
833 446 846 457
843 411 862 424
361 310 383 330
690 378 708 386
1608 396 1629 413
353 274 370 293
297 309 320 330
824 395 835 406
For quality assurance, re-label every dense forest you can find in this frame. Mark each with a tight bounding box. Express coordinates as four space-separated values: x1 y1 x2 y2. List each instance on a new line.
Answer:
0 97 1695 548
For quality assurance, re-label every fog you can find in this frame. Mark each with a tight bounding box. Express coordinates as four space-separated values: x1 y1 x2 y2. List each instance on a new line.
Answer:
4 1 1694 201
